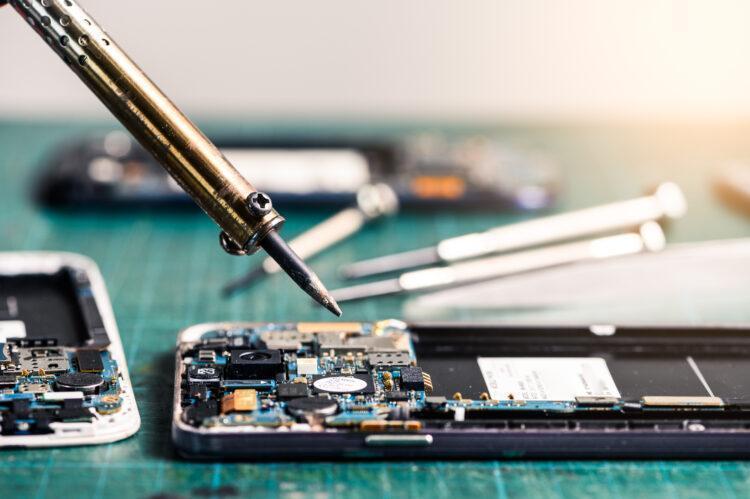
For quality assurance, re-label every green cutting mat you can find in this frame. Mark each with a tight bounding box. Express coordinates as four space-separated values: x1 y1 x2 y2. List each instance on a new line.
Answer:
2 119 750 499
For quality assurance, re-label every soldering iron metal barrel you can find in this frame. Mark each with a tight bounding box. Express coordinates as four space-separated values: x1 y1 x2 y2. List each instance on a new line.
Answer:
9 0 283 252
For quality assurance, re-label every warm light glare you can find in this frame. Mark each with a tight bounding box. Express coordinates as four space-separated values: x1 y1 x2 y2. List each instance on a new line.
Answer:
1 0 750 120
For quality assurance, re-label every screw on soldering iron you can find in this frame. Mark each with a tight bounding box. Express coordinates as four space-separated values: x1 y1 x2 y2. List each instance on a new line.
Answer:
218 192 274 255
247 192 273 216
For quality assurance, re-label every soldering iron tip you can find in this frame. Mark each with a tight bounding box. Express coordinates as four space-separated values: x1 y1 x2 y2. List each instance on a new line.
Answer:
300 268 343 317
260 229 343 317
324 293 343 317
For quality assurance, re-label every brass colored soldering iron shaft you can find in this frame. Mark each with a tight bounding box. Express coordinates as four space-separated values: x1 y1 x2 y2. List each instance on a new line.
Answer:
6 0 340 315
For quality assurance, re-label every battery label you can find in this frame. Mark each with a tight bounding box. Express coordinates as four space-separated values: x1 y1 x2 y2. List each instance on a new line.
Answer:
477 357 620 401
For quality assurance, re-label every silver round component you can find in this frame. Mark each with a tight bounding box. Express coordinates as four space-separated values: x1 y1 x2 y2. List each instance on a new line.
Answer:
55 372 104 395
286 397 339 418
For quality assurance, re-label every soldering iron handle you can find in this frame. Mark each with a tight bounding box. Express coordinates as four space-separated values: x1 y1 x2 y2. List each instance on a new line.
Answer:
8 0 282 253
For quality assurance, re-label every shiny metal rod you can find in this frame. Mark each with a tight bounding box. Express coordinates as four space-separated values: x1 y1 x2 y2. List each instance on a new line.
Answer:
330 222 666 302
340 182 686 279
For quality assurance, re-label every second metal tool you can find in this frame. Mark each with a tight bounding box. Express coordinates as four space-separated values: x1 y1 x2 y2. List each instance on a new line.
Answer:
330 222 666 302
340 182 686 279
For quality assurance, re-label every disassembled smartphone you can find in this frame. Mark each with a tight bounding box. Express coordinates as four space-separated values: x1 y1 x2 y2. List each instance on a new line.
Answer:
174 321 750 459
35 132 558 211
0 252 140 447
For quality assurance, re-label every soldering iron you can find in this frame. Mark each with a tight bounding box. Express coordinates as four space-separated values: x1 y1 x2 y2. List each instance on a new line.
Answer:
1 0 341 316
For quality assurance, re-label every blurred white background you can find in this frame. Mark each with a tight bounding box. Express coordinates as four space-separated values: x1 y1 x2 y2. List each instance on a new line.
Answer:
2 0 750 121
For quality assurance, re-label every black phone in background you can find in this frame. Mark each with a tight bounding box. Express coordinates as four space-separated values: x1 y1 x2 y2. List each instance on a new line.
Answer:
34 131 559 211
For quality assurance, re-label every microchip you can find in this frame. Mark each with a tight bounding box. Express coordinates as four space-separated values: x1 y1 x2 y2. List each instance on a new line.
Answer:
183 400 219 426
384 391 409 401
76 349 104 372
11 399 31 417
399 367 425 391
312 374 375 394
0 374 16 389
33 412 52 433
58 398 91 420
189 384 208 400
277 383 309 399
187 365 221 386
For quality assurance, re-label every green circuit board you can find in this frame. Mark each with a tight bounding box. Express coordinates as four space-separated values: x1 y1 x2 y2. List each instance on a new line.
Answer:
0 342 124 434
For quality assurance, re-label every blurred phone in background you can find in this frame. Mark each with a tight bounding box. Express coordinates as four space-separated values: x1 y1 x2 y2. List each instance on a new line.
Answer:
34 131 559 212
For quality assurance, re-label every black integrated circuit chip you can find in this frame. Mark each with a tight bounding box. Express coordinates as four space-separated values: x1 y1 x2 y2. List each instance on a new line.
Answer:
187 365 221 387
0 374 17 389
183 400 219 426
277 383 309 399
76 348 104 372
189 384 208 400
400 367 425 391
384 391 409 401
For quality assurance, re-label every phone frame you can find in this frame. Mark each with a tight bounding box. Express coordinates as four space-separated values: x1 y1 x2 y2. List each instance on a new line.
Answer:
0 252 140 447
173 321 750 459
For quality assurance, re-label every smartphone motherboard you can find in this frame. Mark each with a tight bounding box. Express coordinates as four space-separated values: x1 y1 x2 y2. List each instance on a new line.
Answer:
174 321 750 459
0 253 139 447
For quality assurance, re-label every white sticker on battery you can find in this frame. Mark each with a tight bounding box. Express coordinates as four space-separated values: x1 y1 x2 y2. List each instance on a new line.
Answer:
0 320 26 342
477 357 620 401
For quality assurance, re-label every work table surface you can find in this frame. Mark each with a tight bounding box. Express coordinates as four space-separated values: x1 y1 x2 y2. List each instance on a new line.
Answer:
2 120 750 498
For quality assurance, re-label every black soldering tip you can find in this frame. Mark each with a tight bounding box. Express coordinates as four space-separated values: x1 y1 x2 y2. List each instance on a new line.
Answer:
260 230 342 317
